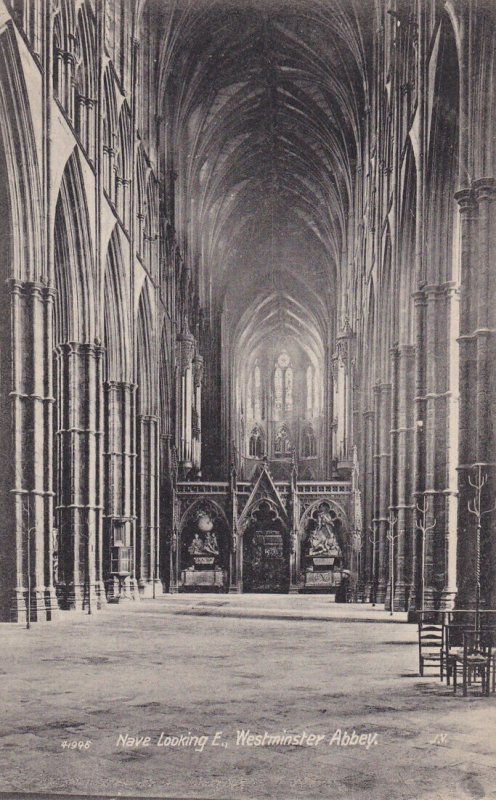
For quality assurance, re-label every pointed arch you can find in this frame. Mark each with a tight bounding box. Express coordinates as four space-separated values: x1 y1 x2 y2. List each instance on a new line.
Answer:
0 23 43 282
274 423 292 458
399 141 417 345
136 279 156 416
379 227 393 380
364 278 376 401
426 12 460 284
159 321 172 438
301 424 316 458
178 497 230 538
54 149 95 343
248 424 264 458
103 227 131 381
298 497 350 536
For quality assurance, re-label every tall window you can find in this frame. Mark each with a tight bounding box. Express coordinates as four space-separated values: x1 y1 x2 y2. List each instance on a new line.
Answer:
285 366 293 412
306 364 313 414
254 362 261 419
273 352 292 419
274 424 292 457
247 361 262 420
302 425 316 457
274 366 283 420
249 425 264 458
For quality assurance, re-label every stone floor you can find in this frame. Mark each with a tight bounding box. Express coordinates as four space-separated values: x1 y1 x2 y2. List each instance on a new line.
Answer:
1 596 496 800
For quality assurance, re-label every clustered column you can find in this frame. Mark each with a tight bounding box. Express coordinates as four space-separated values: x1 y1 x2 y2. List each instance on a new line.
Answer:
56 342 105 610
374 383 391 603
393 344 415 610
192 354 203 472
136 413 161 596
10 281 58 621
103 381 137 600
176 333 195 474
456 181 496 609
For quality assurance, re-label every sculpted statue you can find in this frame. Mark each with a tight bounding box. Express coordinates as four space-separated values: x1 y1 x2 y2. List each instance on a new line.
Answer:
204 531 219 555
308 511 341 556
188 532 204 555
187 513 220 556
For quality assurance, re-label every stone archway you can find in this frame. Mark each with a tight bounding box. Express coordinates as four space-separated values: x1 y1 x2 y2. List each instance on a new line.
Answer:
242 499 290 593
177 499 229 592
299 498 350 596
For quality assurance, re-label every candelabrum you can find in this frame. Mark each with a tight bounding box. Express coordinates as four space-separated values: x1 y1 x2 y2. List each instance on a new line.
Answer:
366 522 378 606
386 512 398 616
21 495 36 630
415 499 436 613
467 465 496 628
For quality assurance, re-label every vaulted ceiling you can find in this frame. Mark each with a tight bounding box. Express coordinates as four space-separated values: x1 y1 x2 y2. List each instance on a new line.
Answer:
153 0 374 352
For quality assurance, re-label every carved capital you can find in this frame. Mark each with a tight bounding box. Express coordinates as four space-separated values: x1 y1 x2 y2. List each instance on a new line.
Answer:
473 177 496 203
454 188 476 212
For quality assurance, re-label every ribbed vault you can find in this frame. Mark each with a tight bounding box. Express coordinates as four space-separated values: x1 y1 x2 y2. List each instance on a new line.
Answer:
152 0 372 327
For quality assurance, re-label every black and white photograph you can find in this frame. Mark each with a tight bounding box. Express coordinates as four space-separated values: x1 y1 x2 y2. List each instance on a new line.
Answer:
0 0 495 798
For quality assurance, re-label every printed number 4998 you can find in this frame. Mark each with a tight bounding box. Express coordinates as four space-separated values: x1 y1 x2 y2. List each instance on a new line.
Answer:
61 740 91 750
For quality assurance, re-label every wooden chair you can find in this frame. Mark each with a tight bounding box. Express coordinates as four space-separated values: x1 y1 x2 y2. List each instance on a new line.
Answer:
478 622 496 693
443 623 473 686
452 630 493 696
418 619 444 678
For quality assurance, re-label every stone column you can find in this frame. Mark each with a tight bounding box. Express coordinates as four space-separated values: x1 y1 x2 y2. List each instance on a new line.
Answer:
457 181 496 608
362 409 375 601
441 282 460 610
56 342 105 611
237 527 245 593
229 527 242 593
473 180 496 608
192 354 203 471
394 344 415 610
375 383 391 603
103 381 138 601
176 333 195 474
421 283 446 609
386 347 399 612
169 491 180 594
159 432 173 590
455 189 477 607
228 470 241 593
408 288 427 615
288 483 300 594
136 414 162 597
6 282 58 622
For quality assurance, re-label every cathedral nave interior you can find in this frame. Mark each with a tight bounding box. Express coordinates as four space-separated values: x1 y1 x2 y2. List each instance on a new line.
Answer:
0 0 495 621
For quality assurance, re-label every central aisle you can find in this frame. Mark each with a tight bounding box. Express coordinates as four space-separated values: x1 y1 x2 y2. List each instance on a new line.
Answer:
1 603 495 800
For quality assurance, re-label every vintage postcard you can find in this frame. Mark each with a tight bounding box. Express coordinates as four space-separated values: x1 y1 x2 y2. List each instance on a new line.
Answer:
0 0 495 798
